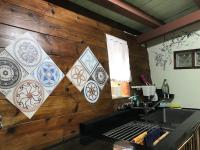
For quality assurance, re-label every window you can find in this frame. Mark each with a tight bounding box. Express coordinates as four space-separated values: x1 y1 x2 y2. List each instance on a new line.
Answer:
106 34 132 99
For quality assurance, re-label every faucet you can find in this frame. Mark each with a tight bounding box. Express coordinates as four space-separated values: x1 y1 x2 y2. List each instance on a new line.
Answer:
143 99 166 114
129 94 162 114
143 100 167 123
142 101 160 114
151 100 164 110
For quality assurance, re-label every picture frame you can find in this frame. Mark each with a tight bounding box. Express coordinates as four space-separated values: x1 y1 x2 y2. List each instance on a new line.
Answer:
174 49 200 69
174 50 193 69
195 50 200 67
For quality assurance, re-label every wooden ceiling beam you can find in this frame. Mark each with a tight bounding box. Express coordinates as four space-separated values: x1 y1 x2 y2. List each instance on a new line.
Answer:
136 10 200 43
193 0 200 7
90 0 163 28
46 0 141 35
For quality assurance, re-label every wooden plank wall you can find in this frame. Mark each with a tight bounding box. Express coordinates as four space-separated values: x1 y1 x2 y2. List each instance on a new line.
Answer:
0 0 151 150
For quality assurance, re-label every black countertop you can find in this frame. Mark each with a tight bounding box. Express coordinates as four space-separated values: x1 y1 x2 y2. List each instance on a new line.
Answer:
154 110 200 150
45 137 113 150
46 109 200 150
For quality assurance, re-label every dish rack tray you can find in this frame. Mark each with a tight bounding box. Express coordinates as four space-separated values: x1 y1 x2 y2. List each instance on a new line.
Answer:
103 121 159 142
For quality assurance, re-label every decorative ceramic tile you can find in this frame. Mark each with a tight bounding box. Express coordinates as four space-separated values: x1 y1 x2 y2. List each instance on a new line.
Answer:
79 47 99 75
32 56 64 94
0 50 28 96
6 75 49 119
5 32 47 73
83 80 100 103
66 60 90 92
92 63 109 90
1 32 65 119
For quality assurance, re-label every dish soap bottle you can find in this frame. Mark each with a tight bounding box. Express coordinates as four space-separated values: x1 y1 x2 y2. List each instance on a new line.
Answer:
161 79 170 99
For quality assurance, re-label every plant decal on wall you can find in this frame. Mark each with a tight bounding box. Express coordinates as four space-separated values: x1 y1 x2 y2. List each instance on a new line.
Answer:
154 31 200 70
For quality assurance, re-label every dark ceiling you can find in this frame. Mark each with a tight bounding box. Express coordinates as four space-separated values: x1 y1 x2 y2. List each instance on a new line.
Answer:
47 0 200 43
70 0 198 32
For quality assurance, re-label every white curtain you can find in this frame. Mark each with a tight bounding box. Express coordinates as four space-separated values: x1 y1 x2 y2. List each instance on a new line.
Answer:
106 34 132 82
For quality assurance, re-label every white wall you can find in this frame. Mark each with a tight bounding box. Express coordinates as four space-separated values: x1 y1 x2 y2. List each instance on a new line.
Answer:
147 22 200 108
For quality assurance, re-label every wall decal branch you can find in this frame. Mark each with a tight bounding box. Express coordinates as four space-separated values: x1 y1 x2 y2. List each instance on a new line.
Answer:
154 31 200 70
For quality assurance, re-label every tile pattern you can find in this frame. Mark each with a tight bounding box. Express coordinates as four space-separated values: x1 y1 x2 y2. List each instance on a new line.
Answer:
83 80 100 103
6 32 47 73
0 50 28 96
1 32 64 119
66 60 90 91
91 63 109 90
79 47 99 75
6 75 49 119
32 56 64 94
66 46 109 103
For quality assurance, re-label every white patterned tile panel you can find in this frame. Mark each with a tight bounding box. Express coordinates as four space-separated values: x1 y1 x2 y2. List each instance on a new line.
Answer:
91 63 109 90
0 50 28 96
6 75 49 119
31 56 64 94
79 47 99 75
5 32 47 73
83 80 100 103
66 60 90 92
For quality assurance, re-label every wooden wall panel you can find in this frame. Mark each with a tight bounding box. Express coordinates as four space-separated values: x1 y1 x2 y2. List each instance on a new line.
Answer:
0 0 151 149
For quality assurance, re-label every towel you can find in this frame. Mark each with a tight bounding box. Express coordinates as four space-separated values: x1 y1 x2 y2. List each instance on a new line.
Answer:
144 128 163 147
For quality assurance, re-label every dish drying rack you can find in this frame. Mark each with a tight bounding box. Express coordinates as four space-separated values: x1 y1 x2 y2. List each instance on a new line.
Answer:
103 121 160 142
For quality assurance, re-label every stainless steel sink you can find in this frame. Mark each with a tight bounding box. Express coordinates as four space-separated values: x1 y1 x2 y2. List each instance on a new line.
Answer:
141 108 194 129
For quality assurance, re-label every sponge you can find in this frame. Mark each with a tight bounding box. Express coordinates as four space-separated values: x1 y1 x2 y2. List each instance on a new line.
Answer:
131 131 147 145
168 102 182 108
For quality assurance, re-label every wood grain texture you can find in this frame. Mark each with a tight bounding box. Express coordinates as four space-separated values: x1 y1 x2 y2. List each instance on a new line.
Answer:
0 0 151 149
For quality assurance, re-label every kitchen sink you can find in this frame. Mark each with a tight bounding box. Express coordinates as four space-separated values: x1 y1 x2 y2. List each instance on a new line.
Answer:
141 108 194 129
102 108 195 144
80 108 200 150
